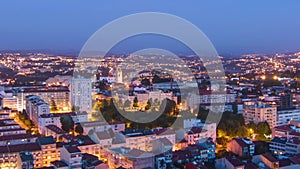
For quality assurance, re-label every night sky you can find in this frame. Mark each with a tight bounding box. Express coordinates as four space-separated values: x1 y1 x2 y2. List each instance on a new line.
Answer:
1 0 300 55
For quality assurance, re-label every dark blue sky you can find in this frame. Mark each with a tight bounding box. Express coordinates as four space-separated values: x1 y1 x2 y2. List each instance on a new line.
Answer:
1 0 300 55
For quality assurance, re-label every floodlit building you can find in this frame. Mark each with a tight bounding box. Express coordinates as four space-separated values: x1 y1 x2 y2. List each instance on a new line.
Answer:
243 102 277 128
25 95 50 125
107 147 154 169
71 77 92 113
183 118 217 142
121 129 156 152
0 143 43 168
36 136 59 167
227 138 255 157
16 151 34 169
60 145 82 169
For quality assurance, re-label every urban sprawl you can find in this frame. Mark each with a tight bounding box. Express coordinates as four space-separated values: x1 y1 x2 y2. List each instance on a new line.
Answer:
1 52 300 169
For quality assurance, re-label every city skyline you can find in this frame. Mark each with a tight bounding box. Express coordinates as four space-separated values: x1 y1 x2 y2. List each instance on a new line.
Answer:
1 1 300 169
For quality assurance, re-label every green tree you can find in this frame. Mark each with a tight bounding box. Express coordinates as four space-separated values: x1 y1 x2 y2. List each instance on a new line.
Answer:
50 100 58 112
71 106 80 112
154 98 160 106
60 115 74 132
124 99 131 108
24 120 32 128
145 99 151 110
75 123 84 135
257 122 272 135
133 97 139 108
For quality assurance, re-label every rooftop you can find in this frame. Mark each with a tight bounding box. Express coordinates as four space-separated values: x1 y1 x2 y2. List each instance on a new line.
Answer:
109 147 153 159
51 160 68 168
0 133 38 142
36 136 55 145
262 152 278 163
227 157 244 167
0 143 41 153
271 137 287 144
45 125 67 134
19 152 34 161
65 145 81 154
153 128 175 135
122 129 155 137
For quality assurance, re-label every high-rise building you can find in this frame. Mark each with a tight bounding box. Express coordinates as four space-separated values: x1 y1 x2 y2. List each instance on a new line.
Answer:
116 67 123 83
25 95 50 125
71 76 92 113
279 93 293 110
243 102 277 128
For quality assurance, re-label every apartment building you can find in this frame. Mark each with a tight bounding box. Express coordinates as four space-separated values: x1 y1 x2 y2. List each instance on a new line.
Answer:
107 147 154 169
183 118 216 142
120 129 156 152
71 76 92 113
277 108 300 126
36 136 59 167
0 143 43 168
243 102 277 128
25 95 50 125
269 137 287 155
16 152 34 169
60 145 82 169
227 138 255 157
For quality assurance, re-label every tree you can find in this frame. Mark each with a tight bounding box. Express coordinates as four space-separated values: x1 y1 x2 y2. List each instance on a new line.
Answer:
24 120 32 128
257 122 271 135
72 106 80 112
124 99 131 108
50 100 58 112
118 99 123 108
75 123 84 135
153 98 160 107
60 115 74 132
159 99 176 115
102 99 109 109
145 99 151 110
133 97 139 108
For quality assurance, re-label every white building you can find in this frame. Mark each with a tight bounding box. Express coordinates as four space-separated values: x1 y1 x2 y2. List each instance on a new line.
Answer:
277 108 300 126
81 121 125 135
107 147 154 169
71 77 92 113
183 118 217 142
116 68 123 83
38 114 61 134
187 92 236 110
153 128 176 146
120 129 156 152
60 146 82 169
99 76 116 83
2 92 18 110
243 102 277 129
3 86 71 112
25 95 50 125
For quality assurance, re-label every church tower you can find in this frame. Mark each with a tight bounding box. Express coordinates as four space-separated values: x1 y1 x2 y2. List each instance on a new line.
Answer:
116 67 123 83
